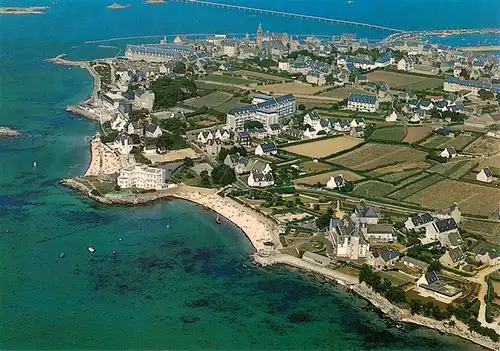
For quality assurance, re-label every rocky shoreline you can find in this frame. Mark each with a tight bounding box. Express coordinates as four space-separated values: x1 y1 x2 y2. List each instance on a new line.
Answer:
61 177 498 350
0 126 20 137
254 252 499 351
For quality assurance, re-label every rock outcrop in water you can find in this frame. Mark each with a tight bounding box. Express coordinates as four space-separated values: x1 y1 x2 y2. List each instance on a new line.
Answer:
0 126 20 137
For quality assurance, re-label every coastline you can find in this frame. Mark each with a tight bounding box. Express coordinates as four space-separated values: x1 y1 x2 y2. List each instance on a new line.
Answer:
254 252 500 351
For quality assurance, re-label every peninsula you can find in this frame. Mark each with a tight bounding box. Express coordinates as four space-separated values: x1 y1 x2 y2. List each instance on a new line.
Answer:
55 23 500 349
0 6 49 15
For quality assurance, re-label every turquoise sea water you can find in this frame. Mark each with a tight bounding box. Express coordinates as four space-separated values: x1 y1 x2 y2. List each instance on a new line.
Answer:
0 1 498 349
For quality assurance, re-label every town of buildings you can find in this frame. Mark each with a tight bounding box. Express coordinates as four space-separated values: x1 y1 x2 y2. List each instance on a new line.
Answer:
57 21 500 345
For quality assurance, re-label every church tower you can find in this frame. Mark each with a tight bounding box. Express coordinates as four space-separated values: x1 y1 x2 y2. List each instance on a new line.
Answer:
256 22 263 49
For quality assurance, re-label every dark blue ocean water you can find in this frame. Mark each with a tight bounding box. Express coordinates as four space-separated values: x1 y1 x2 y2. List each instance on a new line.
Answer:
0 1 497 349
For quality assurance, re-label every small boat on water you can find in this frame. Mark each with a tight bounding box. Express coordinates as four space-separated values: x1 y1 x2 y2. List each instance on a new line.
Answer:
87 240 95 253
166 224 170 229
33 161 37 167
59 244 65 258
112 250 117 255
215 214 221 224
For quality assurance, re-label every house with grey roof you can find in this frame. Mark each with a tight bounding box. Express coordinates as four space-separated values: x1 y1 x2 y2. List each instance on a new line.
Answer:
367 247 400 271
302 251 330 266
426 217 459 241
439 247 465 268
400 256 428 272
476 167 494 183
364 224 396 242
351 201 380 225
224 153 251 174
475 248 500 266
438 231 463 249
416 270 463 303
247 160 274 188
144 123 162 138
440 147 457 159
255 142 278 156
437 203 461 224
127 121 144 137
326 174 346 190
329 216 370 260
404 213 434 231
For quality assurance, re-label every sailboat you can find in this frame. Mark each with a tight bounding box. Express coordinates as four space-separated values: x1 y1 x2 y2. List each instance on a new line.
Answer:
59 244 65 258
87 240 95 253
215 214 221 224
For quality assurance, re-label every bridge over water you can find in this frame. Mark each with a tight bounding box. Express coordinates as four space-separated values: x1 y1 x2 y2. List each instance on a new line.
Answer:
169 0 405 33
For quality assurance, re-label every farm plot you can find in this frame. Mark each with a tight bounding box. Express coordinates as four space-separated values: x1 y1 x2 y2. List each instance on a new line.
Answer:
379 169 422 182
184 91 232 108
397 172 429 186
234 70 291 82
464 136 500 156
365 71 442 90
441 134 478 151
282 137 364 158
195 81 240 93
369 126 406 142
328 143 428 171
405 179 500 217
367 162 430 176
462 220 500 245
188 114 220 128
201 74 258 85
259 82 326 95
319 87 373 100
297 161 333 173
387 174 444 200
352 181 398 198
428 160 469 177
420 135 452 149
403 126 434 143
293 170 364 185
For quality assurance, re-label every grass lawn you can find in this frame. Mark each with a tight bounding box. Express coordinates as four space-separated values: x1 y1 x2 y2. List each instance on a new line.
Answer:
195 81 240 92
201 74 258 85
365 70 442 90
369 126 406 142
183 91 232 108
352 180 399 198
234 69 291 82
319 87 373 100
297 161 333 173
214 97 247 113
462 220 500 246
380 271 416 287
334 265 360 277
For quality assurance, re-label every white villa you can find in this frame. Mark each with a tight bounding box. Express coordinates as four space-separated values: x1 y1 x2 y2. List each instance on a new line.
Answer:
117 164 167 190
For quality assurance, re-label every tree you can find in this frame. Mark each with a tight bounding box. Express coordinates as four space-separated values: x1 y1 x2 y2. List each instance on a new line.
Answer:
199 170 211 187
315 213 331 230
244 120 264 130
211 164 236 186
130 134 141 144
298 104 306 111
129 108 149 122
150 76 197 110
427 260 441 273
459 69 470 80
173 61 186 74
217 146 248 162
313 204 320 211
183 157 194 168
409 299 422 314
159 118 187 135
386 286 406 303
478 89 494 101
156 135 174 149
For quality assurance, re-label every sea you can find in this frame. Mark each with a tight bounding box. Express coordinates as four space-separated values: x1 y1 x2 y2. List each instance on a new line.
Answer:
0 0 498 349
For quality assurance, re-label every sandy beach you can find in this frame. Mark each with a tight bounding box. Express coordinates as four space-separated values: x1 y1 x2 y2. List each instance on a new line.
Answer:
173 187 281 251
84 138 123 176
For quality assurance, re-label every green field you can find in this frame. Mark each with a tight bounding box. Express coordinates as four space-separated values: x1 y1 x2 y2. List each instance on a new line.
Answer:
428 160 468 177
234 70 291 82
214 97 248 113
381 271 416 287
201 74 258 85
420 135 452 149
378 169 422 182
387 174 444 200
352 181 399 198
369 126 406 142
184 91 232 108
441 134 478 151
397 172 429 186
195 81 241 92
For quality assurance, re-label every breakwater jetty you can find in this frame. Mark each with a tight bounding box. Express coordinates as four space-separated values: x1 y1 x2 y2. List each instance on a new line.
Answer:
46 55 101 100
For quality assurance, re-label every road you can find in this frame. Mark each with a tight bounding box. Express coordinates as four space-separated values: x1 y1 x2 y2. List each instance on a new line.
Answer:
465 265 500 334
